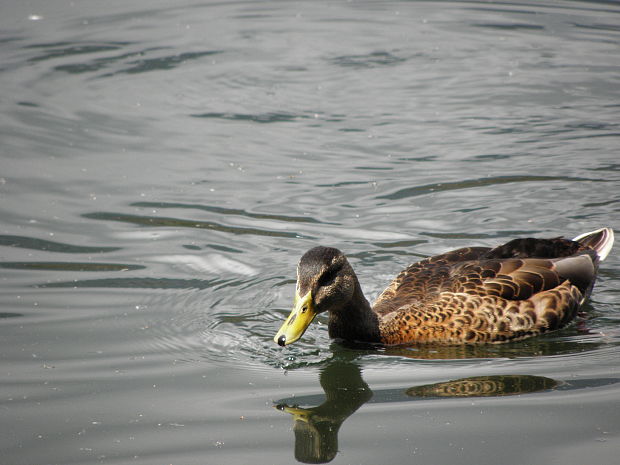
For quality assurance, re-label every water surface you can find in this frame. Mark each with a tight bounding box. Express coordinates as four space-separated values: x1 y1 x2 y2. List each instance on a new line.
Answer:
1 1 619 464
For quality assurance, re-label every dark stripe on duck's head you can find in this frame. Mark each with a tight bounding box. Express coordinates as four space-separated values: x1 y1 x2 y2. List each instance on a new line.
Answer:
297 246 344 295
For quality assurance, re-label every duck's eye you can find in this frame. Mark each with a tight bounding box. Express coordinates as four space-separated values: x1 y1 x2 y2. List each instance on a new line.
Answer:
318 266 340 287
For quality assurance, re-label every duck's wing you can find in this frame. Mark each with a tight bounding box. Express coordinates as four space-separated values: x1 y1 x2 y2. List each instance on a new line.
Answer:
372 246 491 315
447 253 597 301
376 251 598 345
374 232 609 314
373 229 613 345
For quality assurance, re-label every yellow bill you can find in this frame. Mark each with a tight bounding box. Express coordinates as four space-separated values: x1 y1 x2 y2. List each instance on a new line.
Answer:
274 290 316 346
274 404 312 423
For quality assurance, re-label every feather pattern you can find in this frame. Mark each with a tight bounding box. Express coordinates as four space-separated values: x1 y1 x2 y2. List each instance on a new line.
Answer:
372 229 612 344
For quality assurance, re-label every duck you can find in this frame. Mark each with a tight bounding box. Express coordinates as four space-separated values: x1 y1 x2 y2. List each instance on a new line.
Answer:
274 228 614 346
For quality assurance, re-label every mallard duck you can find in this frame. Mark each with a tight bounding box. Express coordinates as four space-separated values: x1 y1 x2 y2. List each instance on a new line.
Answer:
274 228 614 346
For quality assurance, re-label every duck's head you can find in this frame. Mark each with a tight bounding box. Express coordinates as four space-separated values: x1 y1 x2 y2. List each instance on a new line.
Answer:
274 246 356 347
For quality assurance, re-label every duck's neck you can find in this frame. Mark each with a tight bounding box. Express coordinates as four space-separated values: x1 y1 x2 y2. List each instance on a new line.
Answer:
327 281 381 343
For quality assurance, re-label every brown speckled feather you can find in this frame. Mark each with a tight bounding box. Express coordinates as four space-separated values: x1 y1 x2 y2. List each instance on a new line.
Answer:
372 232 610 344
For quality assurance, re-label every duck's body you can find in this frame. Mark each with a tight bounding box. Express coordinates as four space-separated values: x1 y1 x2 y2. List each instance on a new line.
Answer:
274 228 614 346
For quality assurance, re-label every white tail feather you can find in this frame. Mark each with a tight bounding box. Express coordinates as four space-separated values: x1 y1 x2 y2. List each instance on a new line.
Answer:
572 227 614 261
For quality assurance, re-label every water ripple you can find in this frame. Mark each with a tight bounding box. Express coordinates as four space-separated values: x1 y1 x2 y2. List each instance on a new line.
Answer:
190 111 308 123
471 22 545 31
0 234 121 253
377 175 604 201
132 277 324 371
329 51 407 69
82 211 313 239
21 39 222 78
98 50 222 78
37 277 233 290
50 46 168 74
131 201 327 224
25 41 132 62
1 262 143 272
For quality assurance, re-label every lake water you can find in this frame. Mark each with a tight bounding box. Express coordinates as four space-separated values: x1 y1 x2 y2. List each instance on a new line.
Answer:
1 1 619 464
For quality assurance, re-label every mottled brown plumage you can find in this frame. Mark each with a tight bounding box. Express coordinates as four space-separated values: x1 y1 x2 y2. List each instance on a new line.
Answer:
273 228 613 346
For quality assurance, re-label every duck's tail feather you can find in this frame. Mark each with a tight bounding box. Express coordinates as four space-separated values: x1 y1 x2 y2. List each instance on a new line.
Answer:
572 227 614 261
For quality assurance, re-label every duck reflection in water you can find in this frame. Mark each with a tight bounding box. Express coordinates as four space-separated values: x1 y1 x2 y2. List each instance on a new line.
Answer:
276 358 372 464
274 349 558 464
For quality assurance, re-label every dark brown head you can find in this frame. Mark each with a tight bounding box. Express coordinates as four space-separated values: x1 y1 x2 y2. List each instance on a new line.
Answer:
274 246 357 346
297 246 357 314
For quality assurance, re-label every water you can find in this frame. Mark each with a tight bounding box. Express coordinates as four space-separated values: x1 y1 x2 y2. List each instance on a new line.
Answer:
1 1 619 463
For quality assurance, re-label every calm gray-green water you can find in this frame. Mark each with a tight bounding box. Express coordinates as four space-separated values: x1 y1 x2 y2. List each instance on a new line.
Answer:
1 1 619 464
